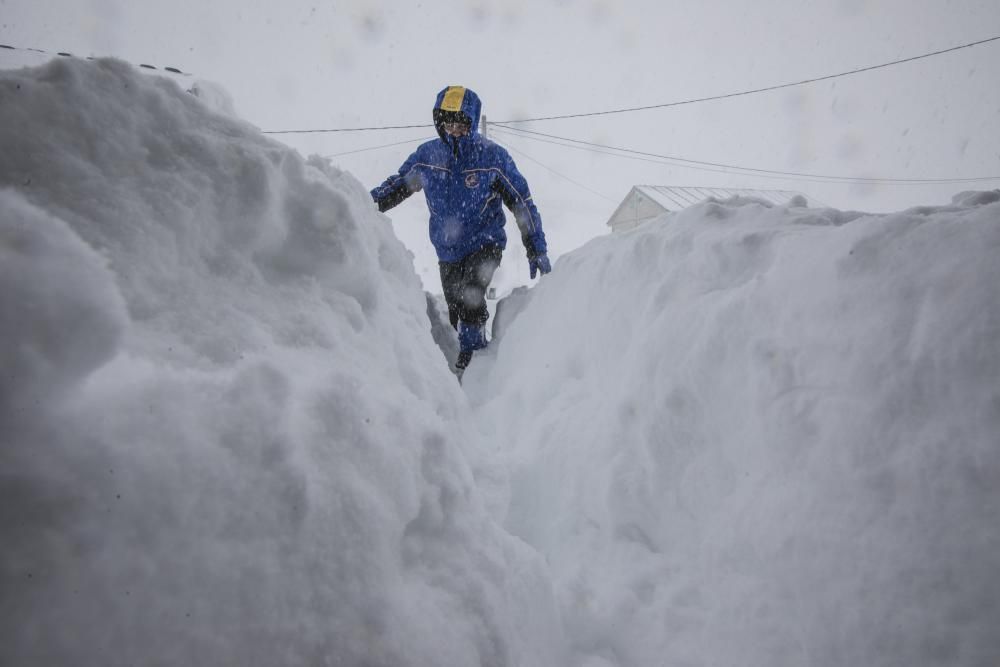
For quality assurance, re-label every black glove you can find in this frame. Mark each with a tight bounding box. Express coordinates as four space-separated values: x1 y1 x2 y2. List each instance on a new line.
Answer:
529 254 551 279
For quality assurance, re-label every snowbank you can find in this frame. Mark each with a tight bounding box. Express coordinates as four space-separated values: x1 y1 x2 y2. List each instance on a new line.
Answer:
5 55 998 667
470 194 1000 666
0 58 563 666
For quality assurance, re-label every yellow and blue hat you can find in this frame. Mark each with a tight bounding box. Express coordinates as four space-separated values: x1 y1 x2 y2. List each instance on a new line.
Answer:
433 86 482 137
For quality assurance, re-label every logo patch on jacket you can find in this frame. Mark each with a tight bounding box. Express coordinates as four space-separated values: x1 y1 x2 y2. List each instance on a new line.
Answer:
464 172 480 188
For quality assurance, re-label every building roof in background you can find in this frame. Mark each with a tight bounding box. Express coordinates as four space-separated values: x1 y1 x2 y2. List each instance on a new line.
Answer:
606 185 825 231
634 185 819 210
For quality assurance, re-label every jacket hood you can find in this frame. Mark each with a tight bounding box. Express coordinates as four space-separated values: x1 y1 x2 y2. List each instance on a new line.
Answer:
433 86 482 142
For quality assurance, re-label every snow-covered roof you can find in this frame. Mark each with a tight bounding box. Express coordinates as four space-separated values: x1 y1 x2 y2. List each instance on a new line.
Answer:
634 185 813 210
607 185 822 231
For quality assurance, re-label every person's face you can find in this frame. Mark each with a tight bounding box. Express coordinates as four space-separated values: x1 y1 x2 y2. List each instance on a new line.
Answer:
443 121 471 137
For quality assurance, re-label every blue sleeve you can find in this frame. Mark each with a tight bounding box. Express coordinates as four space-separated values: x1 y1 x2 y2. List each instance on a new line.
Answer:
495 149 547 257
371 149 424 213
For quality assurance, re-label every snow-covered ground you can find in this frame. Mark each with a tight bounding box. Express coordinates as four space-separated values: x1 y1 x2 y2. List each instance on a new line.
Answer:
0 58 562 667
2 58 999 666
465 191 1000 666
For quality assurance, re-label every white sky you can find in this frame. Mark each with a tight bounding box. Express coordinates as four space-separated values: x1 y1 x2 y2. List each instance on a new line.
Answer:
4 0 999 291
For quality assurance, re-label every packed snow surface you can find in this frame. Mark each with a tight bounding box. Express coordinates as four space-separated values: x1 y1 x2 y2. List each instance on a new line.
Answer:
3 58 1000 667
467 190 1000 666
0 58 562 667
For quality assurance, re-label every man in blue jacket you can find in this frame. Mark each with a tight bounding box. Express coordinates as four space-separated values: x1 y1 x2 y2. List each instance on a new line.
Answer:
371 85 551 371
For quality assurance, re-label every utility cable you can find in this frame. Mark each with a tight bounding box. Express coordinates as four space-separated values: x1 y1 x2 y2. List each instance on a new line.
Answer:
492 125 846 185
494 136 617 203
265 122 431 135
494 35 1000 124
493 124 1000 185
260 35 1000 134
323 136 430 158
0 43 189 74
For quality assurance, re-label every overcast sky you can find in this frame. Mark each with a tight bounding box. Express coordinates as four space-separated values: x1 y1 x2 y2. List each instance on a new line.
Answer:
4 0 998 290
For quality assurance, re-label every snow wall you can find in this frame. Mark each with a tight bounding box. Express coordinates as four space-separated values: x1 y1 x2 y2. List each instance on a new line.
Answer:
3 55 1000 667
470 192 1000 666
0 58 563 666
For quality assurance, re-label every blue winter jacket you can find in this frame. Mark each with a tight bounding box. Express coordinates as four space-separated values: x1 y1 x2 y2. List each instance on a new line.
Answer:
371 86 547 263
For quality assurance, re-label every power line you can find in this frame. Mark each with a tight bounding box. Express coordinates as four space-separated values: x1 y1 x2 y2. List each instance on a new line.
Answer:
264 122 430 135
260 35 1000 134
493 124 1000 185
493 125 851 185
494 136 617 203
0 43 190 74
493 126 717 168
323 136 430 158
494 35 1000 124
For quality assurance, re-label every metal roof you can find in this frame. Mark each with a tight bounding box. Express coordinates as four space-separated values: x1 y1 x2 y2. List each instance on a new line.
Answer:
634 185 816 210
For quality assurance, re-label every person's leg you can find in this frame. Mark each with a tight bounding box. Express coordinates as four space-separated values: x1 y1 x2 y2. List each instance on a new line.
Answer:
456 245 502 326
438 258 463 330
453 245 502 370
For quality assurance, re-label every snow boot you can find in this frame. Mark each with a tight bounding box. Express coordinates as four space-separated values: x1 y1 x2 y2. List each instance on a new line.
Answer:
455 349 473 373
456 321 487 371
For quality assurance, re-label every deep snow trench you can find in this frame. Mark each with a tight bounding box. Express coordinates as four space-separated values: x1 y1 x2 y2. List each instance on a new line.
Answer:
3 58 999 667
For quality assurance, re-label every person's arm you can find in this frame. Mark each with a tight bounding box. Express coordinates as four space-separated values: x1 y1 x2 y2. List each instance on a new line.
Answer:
371 150 423 212
493 150 550 277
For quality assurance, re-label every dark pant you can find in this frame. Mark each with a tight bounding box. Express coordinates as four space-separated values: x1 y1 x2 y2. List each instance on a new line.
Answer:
439 244 502 329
